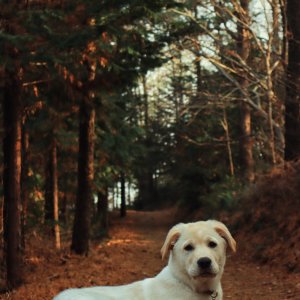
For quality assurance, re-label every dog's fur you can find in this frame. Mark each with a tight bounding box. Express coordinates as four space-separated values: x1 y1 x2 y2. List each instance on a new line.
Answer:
54 220 236 300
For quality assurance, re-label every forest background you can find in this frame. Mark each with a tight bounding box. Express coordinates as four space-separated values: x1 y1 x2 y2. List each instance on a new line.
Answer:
0 0 299 294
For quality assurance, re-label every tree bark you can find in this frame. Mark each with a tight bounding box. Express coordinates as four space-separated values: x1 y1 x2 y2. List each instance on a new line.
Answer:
222 108 235 176
280 0 288 66
120 172 126 217
44 176 53 222
236 0 254 182
136 75 156 208
71 97 95 255
3 68 23 289
284 0 300 160
97 188 108 230
51 139 61 250
21 123 29 250
142 75 149 130
61 194 68 224
266 0 283 164
195 56 202 98
44 136 61 249
44 142 54 223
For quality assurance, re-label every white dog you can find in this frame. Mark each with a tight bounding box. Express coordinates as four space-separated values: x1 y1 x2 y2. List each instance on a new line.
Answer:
54 220 236 300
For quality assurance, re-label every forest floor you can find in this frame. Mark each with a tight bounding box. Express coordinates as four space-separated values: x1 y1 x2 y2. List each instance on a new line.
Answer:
1 209 300 300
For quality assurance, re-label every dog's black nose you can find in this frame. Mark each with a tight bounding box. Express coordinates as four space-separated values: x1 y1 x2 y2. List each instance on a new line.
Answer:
197 257 212 269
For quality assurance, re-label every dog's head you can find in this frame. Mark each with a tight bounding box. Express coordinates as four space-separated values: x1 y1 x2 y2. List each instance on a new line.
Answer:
161 220 236 283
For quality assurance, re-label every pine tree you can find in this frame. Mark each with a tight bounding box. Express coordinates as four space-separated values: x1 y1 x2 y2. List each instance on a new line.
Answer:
285 0 300 159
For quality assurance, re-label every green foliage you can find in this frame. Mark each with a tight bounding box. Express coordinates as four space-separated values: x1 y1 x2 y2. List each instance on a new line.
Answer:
26 197 45 229
0 0 286 229
199 176 242 217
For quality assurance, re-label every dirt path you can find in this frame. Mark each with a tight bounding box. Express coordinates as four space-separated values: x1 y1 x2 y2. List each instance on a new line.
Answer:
1 210 299 300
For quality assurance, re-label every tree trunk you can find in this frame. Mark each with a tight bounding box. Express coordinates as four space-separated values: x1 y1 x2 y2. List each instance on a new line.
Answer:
21 124 29 250
112 186 116 209
44 136 61 249
61 194 68 224
266 0 284 164
284 0 300 160
71 97 95 255
97 188 108 231
44 175 53 222
195 55 202 98
44 144 54 223
171 58 180 121
142 75 149 130
236 0 254 182
51 139 61 250
127 181 132 206
3 68 23 289
136 75 155 208
120 172 126 217
280 0 288 66
222 108 235 176
266 35 276 164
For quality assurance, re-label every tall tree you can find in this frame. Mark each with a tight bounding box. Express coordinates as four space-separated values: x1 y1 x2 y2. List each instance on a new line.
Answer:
44 139 55 223
285 0 300 160
96 187 108 231
236 0 254 182
136 75 156 208
3 68 23 289
71 96 95 255
21 123 29 250
44 134 61 249
120 172 126 217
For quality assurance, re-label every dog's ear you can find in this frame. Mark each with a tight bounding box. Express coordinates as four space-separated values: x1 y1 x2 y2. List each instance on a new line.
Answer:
207 220 236 253
161 223 184 260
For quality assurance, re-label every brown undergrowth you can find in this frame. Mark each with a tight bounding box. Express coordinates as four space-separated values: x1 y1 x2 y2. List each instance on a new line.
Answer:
232 160 300 273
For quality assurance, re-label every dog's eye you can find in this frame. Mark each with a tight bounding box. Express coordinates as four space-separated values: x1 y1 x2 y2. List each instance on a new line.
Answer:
184 244 194 251
208 241 217 248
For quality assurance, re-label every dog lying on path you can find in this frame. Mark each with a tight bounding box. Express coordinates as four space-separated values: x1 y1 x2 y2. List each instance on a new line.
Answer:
53 220 236 300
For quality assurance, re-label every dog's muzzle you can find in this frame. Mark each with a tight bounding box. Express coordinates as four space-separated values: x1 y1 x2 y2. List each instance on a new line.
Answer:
196 257 216 278
197 257 212 269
